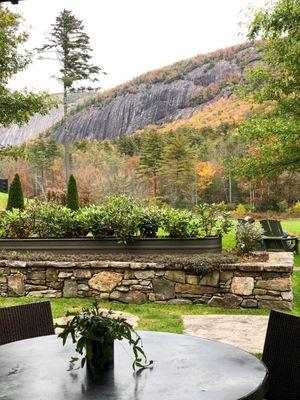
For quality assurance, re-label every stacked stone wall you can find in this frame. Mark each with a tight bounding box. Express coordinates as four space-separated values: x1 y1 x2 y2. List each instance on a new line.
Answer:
0 253 293 311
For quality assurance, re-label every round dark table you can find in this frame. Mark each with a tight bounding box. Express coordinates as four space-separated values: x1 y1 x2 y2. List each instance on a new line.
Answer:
0 331 268 400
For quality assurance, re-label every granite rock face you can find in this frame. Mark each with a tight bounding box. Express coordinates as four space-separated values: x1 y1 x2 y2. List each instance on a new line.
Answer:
0 44 259 145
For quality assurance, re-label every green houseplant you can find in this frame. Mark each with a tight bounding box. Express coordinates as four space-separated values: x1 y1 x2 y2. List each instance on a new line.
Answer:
56 301 153 380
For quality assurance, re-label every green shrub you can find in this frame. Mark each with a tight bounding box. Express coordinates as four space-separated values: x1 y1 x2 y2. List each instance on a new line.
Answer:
235 223 264 255
137 207 163 237
66 174 79 211
27 202 87 238
6 173 25 211
162 208 200 238
194 203 232 236
0 209 31 238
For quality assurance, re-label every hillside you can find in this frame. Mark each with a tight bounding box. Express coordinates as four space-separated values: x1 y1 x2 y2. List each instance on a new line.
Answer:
0 42 262 145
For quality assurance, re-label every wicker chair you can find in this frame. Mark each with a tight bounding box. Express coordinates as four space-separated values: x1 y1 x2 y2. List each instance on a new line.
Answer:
0 301 54 345
262 310 300 400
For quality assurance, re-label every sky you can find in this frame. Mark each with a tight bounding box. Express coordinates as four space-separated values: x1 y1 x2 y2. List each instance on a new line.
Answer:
8 0 267 94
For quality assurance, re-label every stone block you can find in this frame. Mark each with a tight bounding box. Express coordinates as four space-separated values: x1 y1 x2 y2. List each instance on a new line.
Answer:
258 299 292 311
77 284 89 291
8 274 25 296
220 271 233 282
164 270 185 283
134 270 155 280
63 279 78 297
27 270 45 281
27 290 61 298
199 271 219 287
122 279 139 285
124 270 135 279
110 290 147 304
208 294 243 308
153 278 175 300
186 275 199 285
74 269 92 279
231 277 254 296
46 268 58 281
167 299 192 305
281 291 293 301
175 283 218 295
58 272 73 279
88 271 123 292
255 277 291 291
241 299 258 308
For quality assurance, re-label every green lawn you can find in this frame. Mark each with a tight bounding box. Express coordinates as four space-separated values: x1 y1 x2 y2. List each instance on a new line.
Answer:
0 192 7 209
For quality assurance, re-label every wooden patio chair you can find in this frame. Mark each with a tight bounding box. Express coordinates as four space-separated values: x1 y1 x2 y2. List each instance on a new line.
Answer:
259 219 299 254
262 310 300 400
0 301 55 345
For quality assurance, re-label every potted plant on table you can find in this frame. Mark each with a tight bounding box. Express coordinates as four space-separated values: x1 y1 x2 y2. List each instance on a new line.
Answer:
56 301 153 380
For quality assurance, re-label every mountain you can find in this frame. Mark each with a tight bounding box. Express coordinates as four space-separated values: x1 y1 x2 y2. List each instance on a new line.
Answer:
0 42 262 145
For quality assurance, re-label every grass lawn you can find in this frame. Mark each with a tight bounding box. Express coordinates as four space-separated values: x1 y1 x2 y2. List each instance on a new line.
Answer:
0 192 7 209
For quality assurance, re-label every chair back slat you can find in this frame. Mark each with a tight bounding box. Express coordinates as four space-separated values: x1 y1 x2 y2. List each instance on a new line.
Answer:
262 310 300 400
0 301 54 345
260 220 272 236
268 220 284 236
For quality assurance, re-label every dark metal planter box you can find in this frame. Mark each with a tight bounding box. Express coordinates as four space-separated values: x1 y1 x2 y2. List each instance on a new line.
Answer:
0 237 222 254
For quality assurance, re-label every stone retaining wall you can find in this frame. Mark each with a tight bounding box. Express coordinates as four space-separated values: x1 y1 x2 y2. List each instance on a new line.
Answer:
0 253 294 311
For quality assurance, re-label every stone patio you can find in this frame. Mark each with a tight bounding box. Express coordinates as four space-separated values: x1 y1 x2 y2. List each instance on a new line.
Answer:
182 314 269 353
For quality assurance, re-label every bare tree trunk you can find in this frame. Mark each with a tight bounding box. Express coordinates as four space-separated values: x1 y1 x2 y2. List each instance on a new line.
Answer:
63 86 72 181
228 172 232 204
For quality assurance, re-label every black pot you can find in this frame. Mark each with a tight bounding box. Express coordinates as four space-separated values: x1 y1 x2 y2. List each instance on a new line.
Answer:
87 340 114 379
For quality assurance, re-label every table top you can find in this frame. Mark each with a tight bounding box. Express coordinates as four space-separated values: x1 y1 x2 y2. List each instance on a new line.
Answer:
0 331 267 400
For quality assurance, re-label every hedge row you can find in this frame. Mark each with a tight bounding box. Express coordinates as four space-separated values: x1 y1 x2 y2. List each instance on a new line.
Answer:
0 196 232 243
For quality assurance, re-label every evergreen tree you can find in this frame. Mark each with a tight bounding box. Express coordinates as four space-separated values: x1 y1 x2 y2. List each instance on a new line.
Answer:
162 132 195 208
6 173 25 210
39 9 103 180
0 6 54 128
138 130 165 200
66 174 79 211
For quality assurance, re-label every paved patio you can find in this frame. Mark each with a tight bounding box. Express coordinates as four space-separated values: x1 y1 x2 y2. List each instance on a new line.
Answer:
182 314 269 353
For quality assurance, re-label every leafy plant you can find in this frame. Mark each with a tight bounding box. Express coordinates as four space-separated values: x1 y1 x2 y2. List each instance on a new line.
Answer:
162 208 200 238
235 223 264 255
0 209 31 239
195 203 232 236
56 301 153 379
6 173 25 211
137 207 162 238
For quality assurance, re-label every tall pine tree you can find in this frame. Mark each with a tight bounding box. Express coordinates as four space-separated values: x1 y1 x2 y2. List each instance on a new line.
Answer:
39 10 103 180
162 132 195 208
138 129 165 200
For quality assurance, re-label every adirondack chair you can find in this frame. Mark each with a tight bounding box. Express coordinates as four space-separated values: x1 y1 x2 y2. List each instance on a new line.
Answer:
260 219 299 254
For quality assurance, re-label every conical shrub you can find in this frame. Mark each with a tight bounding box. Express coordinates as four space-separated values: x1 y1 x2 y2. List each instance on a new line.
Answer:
66 174 79 211
6 173 25 210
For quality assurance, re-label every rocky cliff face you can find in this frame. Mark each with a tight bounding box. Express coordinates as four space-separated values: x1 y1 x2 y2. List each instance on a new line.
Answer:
0 42 260 145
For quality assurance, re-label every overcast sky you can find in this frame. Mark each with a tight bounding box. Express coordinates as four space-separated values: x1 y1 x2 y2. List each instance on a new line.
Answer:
8 0 267 94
